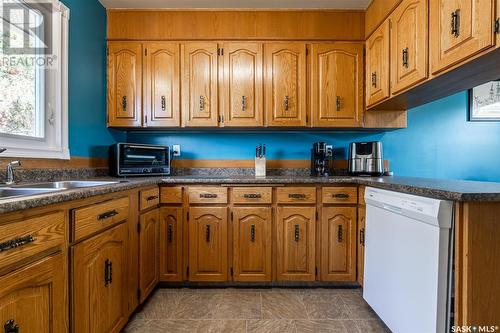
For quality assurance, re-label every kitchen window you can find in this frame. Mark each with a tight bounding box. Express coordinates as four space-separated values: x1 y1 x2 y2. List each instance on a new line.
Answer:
469 80 500 121
0 0 69 159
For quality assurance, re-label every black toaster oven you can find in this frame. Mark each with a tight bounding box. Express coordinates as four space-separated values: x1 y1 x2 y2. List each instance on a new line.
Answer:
109 143 171 177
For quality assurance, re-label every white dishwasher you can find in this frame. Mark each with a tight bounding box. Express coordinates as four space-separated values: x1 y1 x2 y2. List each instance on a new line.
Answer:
363 187 454 333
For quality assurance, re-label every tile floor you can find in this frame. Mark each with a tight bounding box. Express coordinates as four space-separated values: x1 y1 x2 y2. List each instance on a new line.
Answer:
122 288 391 333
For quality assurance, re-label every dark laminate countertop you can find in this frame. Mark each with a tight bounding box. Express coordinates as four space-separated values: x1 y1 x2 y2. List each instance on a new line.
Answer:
1 175 500 215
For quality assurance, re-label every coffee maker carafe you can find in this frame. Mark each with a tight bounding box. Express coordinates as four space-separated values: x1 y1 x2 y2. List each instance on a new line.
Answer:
311 142 333 177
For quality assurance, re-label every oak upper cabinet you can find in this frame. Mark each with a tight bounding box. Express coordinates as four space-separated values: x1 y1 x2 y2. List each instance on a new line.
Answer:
366 21 390 107
188 207 228 281
311 43 363 127
321 207 357 282
357 205 366 286
182 43 219 127
0 253 66 333
144 43 181 127
72 224 128 333
107 42 143 127
159 207 183 281
232 207 272 281
430 0 495 74
497 0 500 46
221 43 264 127
139 208 160 302
276 206 316 281
264 43 307 127
390 0 428 94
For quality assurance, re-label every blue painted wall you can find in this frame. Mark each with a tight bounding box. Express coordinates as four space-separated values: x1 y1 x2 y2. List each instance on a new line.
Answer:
63 0 125 158
128 92 500 182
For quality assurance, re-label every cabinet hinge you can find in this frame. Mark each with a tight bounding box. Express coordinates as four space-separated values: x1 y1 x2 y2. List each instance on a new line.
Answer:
315 267 318 276
306 48 309 56
230 267 234 276
221 48 224 56
137 222 141 233
137 289 141 301
316 211 319 220
306 114 309 123
186 212 189 221
106 47 109 57
144 114 148 125
217 48 221 56
231 211 233 221
145 48 147 56
186 266 189 277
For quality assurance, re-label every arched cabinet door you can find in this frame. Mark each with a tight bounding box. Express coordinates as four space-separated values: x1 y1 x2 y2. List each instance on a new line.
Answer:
107 42 142 127
188 207 228 281
366 21 390 107
232 207 272 281
320 207 357 282
264 43 307 127
276 206 316 281
139 208 160 302
159 207 183 282
311 43 364 127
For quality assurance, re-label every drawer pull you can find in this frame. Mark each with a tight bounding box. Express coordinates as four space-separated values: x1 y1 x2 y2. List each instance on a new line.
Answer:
97 210 119 221
0 235 35 252
167 224 174 243
250 224 256 242
200 193 218 199
4 320 19 333
294 224 300 242
205 225 211 242
146 195 159 201
243 193 262 199
333 193 350 199
289 193 306 199
104 259 113 287
338 225 343 243
360 228 365 246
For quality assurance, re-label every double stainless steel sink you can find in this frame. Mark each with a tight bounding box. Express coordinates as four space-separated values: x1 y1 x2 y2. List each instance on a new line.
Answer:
0 181 123 200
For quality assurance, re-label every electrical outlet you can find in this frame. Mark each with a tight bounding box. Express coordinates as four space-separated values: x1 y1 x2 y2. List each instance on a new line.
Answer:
172 145 181 157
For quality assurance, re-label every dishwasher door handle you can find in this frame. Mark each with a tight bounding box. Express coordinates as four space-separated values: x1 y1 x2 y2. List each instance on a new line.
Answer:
382 204 403 214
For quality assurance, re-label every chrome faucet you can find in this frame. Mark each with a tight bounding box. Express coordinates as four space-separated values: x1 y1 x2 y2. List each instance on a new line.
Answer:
5 161 22 185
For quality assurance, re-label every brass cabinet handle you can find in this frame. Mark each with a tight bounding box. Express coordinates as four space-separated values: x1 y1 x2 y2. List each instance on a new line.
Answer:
200 193 218 199
241 96 247 111
97 209 118 221
147 195 159 201
289 193 306 199
167 224 173 243
333 193 350 199
338 225 343 243
205 225 211 242
371 72 377 88
402 48 409 68
451 9 461 37
0 235 35 252
294 224 300 242
104 259 113 287
161 96 166 111
250 224 256 242
360 228 365 246
122 96 127 112
4 320 19 333
243 193 262 199
199 95 205 111
336 96 341 111
284 95 289 111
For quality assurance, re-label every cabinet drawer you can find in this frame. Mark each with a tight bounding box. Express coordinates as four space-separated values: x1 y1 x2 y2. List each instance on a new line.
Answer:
322 187 358 204
72 197 129 242
140 187 160 211
188 187 228 204
0 211 65 272
232 187 272 204
277 187 316 204
161 186 183 204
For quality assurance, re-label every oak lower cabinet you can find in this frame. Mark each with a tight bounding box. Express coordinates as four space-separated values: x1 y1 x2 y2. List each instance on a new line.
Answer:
72 223 128 333
276 206 316 281
310 43 364 127
232 207 272 281
188 207 228 281
139 208 160 302
159 207 183 281
357 206 366 286
429 0 495 74
0 253 66 333
389 0 428 94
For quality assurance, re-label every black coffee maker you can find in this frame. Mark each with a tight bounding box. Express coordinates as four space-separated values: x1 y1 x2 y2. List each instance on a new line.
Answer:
311 142 333 177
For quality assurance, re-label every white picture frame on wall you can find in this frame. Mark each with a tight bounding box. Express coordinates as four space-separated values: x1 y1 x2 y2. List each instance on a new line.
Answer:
469 80 500 121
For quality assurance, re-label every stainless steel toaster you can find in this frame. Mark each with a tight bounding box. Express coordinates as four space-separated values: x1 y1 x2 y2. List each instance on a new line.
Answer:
348 142 383 176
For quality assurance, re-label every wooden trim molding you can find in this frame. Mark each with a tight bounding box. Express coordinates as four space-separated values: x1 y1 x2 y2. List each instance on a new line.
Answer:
0 157 108 169
107 10 365 41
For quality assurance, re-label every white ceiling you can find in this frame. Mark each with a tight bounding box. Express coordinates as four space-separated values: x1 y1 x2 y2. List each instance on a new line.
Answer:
98 0 372 10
